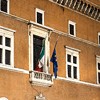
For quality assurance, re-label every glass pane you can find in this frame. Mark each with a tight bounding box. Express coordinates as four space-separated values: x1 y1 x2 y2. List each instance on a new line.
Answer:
33 35 44 71
98 73 100 83
73 56 77 64
99 35 100 44
0 36 2 45
98 63 100 70
73 67 77 79
1 0 7 12
68 65 71 78
0 48 2 63
5 50 11 65
67 54 71 62
70 24 74 35
5 37 11 47
37 12 42 24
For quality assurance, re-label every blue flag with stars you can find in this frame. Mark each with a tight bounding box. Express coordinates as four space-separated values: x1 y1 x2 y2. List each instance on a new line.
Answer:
50 48 58 78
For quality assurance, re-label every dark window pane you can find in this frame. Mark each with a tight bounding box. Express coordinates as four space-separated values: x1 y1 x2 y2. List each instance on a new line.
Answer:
0 48 2 63
5 37 11 47
0 36 2 45
73 67 77 79
99 35 100 44
33 35 44 70
1 0 7 12
68 65 71 78
37 12 42 24
73 56 77 64
98 63 100 70
67 54 71 62
98 73 100 83
5 50 10 65
70 24 74 35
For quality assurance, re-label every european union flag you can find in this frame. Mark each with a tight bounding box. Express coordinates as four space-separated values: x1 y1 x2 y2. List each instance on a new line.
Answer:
50 48 58 78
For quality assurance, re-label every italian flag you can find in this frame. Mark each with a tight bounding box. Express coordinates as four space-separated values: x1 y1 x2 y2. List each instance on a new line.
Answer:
35 42 45 72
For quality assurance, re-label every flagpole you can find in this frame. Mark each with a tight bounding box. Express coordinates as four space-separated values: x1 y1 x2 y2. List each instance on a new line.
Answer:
54 35 60 48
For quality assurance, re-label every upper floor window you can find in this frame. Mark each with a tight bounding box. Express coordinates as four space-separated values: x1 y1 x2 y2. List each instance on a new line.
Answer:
98 32 100 45
66 46 79 80
96 56 100 84
0 0 9 13
36 8 44 25
68 20 76 37
0 26 14 67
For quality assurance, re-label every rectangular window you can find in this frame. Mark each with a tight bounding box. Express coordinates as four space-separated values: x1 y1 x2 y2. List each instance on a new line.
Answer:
98 32 100 45
68 20 76 36
33 35 44 71
66 47 79 80
0 27 14 67
96 56 100 84
36 8 44 25
29 26 49 73
0 0 9 13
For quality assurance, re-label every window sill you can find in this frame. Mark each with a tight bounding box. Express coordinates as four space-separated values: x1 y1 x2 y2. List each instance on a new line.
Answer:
57 76 100 88
0 65 29 74
0 10 9 14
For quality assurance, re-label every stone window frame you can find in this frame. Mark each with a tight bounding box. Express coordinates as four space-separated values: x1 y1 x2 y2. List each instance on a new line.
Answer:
0 26 14 68
98 32 100 45
35 8 44 25
66 46 80 80
0 0 9 13
68 20 76 37
29 25 50 73
96 56 100 84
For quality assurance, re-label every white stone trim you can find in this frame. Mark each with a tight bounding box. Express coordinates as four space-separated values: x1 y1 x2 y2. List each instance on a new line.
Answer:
29 25 50 73
68 20 76 37
98 32 100 46
48 0 100 22
0 0 9 14
56 76 100 88
96 55 100 84
66 47 80 80
53 29 99 47
65 45 81 52
0 27 14 67
0 25 16 33
35 8 44 25
0 66 29 74
0 97 8 100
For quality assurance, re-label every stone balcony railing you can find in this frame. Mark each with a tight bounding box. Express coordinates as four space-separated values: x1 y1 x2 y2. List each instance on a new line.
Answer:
29 71 53 87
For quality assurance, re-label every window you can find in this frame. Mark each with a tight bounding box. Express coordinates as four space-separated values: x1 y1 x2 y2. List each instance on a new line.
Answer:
66 47 79 80
33 35 44 71
96 56 100 84
98 32 100 45
0 27 14 67
0 0 9 13
36 8 44 25
29 26 49 73
68 20 76 36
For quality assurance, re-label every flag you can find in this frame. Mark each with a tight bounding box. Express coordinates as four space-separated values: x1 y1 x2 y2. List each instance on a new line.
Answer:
35 41 45 72
50 48 58 78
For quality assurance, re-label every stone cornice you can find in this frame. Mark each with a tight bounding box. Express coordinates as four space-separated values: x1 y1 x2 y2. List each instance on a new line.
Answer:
49 0 100 22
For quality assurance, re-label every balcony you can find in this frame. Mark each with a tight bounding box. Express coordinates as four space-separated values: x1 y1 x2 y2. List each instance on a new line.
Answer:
29 71 53 87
